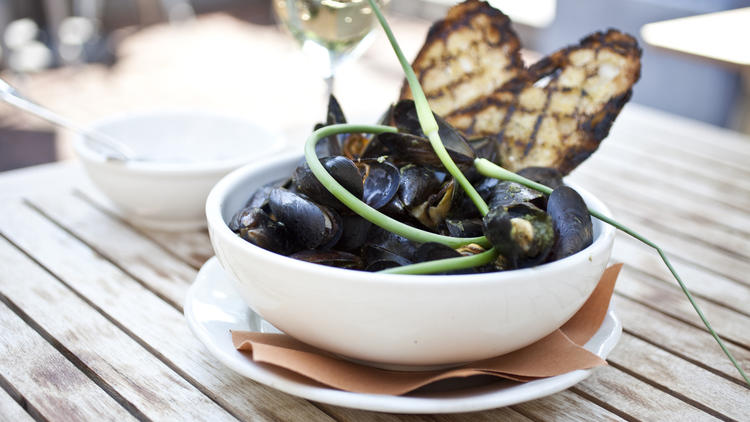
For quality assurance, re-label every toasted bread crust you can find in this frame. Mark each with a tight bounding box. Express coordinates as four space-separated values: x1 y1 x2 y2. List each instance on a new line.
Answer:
445 29 642 174
399 0 523 117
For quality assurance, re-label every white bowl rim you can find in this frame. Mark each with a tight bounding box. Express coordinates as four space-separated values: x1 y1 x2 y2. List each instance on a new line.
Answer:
206 152 616 286
73 109 286 175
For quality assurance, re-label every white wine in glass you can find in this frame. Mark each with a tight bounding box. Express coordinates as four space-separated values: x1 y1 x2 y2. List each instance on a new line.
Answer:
273 0 389 95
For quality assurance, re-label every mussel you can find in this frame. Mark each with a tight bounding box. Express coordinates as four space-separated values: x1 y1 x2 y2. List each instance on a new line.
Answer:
229 207 294 255
294 156 364 211
358 159 400 209
482 203 554 269
290 250 362 269
547 186 593 260
268 188 343 250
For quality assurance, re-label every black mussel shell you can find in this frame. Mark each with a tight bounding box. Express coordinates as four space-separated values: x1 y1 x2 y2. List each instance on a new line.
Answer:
244 178 291 211
391 100 476 161
507 204 555 267
443 218 485 238
363 244 413 271
517 167 564 190
357 159 400 209
468 137 499 163
413 242 461 262
399 164 441 209
547 186 593 260
290 250 362 269
294 156 364 211
413 242 475 274
365 226 419 261
489 181 545 210
314 95 347 157
268 188 343 250
409 179 457 229
361 132 475 171
482 204 554 269
336 214 372 251
482 207 515 262
378 195 417 224
231 208 295 255
449 177 499 220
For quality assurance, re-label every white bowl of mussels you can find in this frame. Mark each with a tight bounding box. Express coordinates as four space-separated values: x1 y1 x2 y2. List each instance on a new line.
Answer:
205 140 616 368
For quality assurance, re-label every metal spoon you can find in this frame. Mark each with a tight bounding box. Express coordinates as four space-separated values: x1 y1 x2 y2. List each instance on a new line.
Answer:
0 77 136 162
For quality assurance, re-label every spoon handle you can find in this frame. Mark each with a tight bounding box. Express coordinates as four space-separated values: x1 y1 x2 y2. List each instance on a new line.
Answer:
0 77 135 161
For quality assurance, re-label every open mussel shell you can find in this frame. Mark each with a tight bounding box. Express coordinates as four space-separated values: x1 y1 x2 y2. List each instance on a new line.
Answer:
398 164 442 209
547 186 593 260
357 159 400 209
293 156 364 212
450 177 498 220
482 203 554 269
443 218 485 238
517 166 564 190
290 250 362 269
390 100 476 160
489 181 545 210
243 177 291 211
409 179 457 229
314 95 348 157
268 188 343 250
361 132 475 171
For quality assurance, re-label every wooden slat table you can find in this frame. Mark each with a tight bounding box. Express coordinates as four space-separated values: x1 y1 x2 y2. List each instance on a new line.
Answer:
1 12 749 422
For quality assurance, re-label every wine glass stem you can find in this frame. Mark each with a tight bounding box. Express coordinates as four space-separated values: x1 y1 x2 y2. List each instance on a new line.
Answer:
325 74 335 98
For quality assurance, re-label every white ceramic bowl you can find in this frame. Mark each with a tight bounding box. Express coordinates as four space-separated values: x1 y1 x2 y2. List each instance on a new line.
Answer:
206 153 615 369
74 110 285 231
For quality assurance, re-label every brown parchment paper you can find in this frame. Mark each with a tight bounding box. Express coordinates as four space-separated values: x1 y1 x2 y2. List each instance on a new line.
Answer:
232 264 623 395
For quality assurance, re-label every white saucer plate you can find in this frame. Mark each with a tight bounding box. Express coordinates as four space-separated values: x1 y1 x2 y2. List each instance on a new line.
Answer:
184 257 622 414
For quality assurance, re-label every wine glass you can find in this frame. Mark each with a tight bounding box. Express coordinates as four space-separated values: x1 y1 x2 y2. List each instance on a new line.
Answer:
273 0 389 96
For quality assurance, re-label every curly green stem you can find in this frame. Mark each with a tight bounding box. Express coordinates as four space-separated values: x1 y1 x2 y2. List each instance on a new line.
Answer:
305 124 490 248
367 0 489 217
380 247 499 275
474 158 750 387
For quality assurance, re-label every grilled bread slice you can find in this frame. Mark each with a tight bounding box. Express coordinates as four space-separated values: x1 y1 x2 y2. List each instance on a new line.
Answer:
399 0 523 117
445 29 641 174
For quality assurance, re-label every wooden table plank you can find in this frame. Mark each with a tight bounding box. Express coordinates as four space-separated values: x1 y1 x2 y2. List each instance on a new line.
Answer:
0 299 135 422
509 390 626 422
573 173 749 261
27 192 198 309
612 237 750 318
613 295 749 384
0 386 35 422
573 161 750 237
608 335 749 420
319 405 532 422
0 200 335 421
0 237 239 421
614 264 750 348
603 133 750 192
619 105 750 166
573 366 718 421
74 187 215 270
